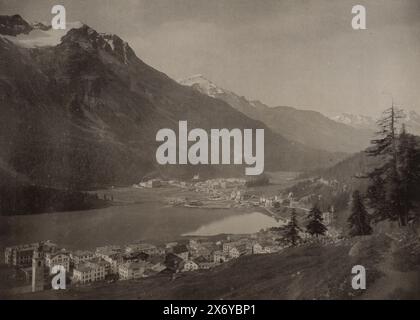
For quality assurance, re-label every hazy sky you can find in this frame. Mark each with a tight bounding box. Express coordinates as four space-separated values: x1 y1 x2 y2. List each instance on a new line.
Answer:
1 0 420 116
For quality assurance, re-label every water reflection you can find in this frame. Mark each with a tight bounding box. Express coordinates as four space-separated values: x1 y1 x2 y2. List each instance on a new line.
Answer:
184 212 284 236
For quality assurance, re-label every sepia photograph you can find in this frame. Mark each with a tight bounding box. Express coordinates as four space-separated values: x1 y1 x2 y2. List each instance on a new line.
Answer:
0 0 419 307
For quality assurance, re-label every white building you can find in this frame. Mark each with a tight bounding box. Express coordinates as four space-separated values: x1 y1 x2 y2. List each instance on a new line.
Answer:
182 260 199 272
5 241 57 267
223 240 252 258
45 250 70 272
71 250 95 265
95 249 122 274
213 250 230 264
118 261 148 280
72 261 106 285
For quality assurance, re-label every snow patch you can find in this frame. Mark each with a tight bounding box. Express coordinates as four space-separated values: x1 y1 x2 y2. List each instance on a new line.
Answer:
178 74 225 97
2 21 84 48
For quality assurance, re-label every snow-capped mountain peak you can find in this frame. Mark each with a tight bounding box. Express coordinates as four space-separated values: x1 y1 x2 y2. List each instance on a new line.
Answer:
0 15 133 64
0 15 135 66
178 74 225 97
331 113 376 130
332 110 420 135
405 110 420 122
0 16 84 48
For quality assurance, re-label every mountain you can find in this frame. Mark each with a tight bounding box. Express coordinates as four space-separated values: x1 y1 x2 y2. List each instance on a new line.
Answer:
331 113 376 131
402 110 420 136
179 75 372 153
332 110 420 136
0 16 345 190
0 14 32 36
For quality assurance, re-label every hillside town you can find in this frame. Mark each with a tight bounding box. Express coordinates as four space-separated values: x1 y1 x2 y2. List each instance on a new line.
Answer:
1 173 343 296
1 233 270 293
3 217 341 295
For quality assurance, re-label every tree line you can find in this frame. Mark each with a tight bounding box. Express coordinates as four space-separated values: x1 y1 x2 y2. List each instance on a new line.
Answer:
281 105 420 244
344 105 420 236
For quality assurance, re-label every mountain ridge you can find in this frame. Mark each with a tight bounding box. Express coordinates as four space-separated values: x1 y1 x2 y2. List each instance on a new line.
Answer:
179 75 372 153
0 16 345 190
332 110 420 136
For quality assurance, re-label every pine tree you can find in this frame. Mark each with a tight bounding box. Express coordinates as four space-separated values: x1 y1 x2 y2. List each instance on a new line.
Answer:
306 204 327 237
348 190 372 236
397 125 420 224
283 209 301 246
365 104 406 225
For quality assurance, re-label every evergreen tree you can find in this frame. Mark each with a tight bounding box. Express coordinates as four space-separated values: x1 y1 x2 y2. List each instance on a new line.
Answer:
348 190 372 236
366 175 390 222
306 204 327 237
283 209 301 246
397 125 420 224
365 105 406 225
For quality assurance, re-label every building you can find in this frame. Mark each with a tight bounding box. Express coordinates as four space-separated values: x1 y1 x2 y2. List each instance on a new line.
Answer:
322 210 333 226
228 244 249 258
70 250 95 265
223 240 251 259
182 260 199 272
32 249 45 292
125 243 159 255
252 243 264 254
213 250 230 264
72 261 106 285
95 247 123 274
118 261 148 280
189 240 218 260
45 250 70 272
194 256 215 270
5 244 36 267
123 251 148 263
172 244 189 261
5 240 57 267
164 253 184 273
253 242 283 254
96 245 122 253
188 239 202 251
147 179 161 188
223 241 240 253
96 251 121 274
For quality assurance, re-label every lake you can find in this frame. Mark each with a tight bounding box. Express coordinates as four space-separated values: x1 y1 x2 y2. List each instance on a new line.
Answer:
184 212 283 236
0 187 282 255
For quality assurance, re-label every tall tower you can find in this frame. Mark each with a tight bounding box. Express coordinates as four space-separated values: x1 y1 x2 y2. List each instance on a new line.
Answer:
32 248 45 292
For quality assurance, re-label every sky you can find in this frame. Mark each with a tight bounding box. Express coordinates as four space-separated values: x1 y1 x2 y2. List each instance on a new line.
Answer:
1 0 420 117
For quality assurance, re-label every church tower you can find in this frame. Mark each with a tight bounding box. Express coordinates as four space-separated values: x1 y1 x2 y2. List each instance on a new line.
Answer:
32 248 45 292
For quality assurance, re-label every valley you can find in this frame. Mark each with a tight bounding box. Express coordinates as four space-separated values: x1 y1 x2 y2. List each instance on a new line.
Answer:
1 11 420 301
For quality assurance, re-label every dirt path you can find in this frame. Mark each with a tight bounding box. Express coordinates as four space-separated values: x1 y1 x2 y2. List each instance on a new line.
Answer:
362 235 420 299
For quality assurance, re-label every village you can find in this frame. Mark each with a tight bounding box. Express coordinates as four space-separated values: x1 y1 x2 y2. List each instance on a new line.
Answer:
135 175 291 210
3 221 340 295
2 175 341 295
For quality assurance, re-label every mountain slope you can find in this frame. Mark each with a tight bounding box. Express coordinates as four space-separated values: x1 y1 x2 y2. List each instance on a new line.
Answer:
0 16 345 190
179 75 372 153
